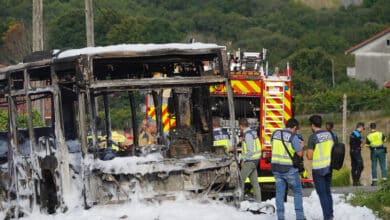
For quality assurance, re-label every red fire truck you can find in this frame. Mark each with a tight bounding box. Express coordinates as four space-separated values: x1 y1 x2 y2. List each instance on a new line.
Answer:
146 49 295 200
209 49 293 200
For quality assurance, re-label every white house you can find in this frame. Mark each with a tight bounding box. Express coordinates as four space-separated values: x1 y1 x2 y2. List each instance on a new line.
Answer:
345 27 390 88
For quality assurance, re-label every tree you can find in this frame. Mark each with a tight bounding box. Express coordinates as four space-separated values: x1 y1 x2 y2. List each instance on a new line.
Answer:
47 9 86 49
94 7 124 46
235 30 298 65
0 22 31 64
143 18 183 43
106 16 146 44
288 48 333 94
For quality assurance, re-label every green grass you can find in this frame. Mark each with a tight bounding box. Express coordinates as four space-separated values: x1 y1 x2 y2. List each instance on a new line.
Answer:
348 173 390 219
332 166 351 186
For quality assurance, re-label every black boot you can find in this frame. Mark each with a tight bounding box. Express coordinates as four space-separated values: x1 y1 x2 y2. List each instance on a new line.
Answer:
353 181 361 186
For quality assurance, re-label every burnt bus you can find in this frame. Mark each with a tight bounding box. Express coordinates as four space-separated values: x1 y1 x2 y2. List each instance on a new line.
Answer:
0 43 240 216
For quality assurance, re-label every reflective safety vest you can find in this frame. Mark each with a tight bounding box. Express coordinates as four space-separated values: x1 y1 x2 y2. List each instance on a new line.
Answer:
366 131 384 148
213 128 230 152
87 131 125 152
111 130 126 151
139 131 157 146
87 134 107 147
241 129 261 160
271 129 295 168
312 131 333 170
301 169 308 178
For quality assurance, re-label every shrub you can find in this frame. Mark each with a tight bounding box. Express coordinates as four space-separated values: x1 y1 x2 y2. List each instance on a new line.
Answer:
0 109 45 131
332 166 350 186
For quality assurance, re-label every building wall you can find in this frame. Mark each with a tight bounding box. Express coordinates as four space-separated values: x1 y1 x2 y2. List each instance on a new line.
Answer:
351 32 390 88
355 53 390 88
354 33 390 54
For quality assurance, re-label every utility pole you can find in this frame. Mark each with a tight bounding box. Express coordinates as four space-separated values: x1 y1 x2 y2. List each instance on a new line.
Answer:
32 0 44 52
331 59 335 88
85 0 98 113
85 0 95 47
342 94 347 143
33 0 45 123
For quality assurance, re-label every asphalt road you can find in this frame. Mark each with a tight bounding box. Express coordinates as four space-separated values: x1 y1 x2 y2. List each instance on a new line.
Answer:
293 185 381 197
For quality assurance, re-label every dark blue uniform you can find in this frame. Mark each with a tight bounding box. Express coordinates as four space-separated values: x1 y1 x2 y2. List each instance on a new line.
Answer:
349 130 364 185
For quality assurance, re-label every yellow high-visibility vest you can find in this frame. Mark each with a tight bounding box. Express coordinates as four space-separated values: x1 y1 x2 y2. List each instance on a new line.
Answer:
241 129 261 160
312 131 333 170
271 130 295 166
366 131 384 148
213 129 230 152
110 130 126 151
87 131 125 151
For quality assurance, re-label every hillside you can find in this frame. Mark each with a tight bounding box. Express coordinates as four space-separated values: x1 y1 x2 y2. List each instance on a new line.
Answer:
294 0 362 9
0 0 390 114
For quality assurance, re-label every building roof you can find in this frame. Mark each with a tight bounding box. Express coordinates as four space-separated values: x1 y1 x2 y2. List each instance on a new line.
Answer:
345 27 390 55
385 81 390 89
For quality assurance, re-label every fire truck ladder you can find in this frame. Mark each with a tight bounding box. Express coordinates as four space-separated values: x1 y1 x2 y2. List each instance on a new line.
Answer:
262 81 286 149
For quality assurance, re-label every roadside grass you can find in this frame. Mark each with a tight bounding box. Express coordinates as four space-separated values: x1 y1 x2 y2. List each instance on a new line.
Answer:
348 172 390 219
331 166 350 186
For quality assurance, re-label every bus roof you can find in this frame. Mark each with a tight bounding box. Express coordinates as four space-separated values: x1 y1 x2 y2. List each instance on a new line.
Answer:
0 43 226 74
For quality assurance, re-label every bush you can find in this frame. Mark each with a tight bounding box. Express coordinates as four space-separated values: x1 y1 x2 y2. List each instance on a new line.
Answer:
0 109 45 131
332 166 351 186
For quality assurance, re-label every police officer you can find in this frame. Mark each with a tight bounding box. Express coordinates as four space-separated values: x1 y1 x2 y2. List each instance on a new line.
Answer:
306 115 334 220
366 122 387 186
271 118 305 220
326 121 339 144
350 122 365 186
212 117 232 153
239 118 262 202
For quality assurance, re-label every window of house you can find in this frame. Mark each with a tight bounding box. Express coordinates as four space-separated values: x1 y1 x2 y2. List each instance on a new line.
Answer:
387 39 390 46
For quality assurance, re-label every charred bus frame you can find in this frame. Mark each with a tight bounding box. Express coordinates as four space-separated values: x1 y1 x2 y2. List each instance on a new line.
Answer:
0 43 239 216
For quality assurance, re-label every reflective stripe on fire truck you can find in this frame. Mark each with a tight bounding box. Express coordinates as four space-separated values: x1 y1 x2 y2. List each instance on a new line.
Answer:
209 80 261 95
147 105 176 132
245 176 276 183
284 82 292 122
261 81 292 149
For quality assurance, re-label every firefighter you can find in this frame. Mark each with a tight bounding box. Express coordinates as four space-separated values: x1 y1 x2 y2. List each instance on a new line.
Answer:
100 126 128 160
110 127 127 151
366 122 387 186
212 117 232 153
138 119 157 146
296 129 313 188
239 118 262 202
